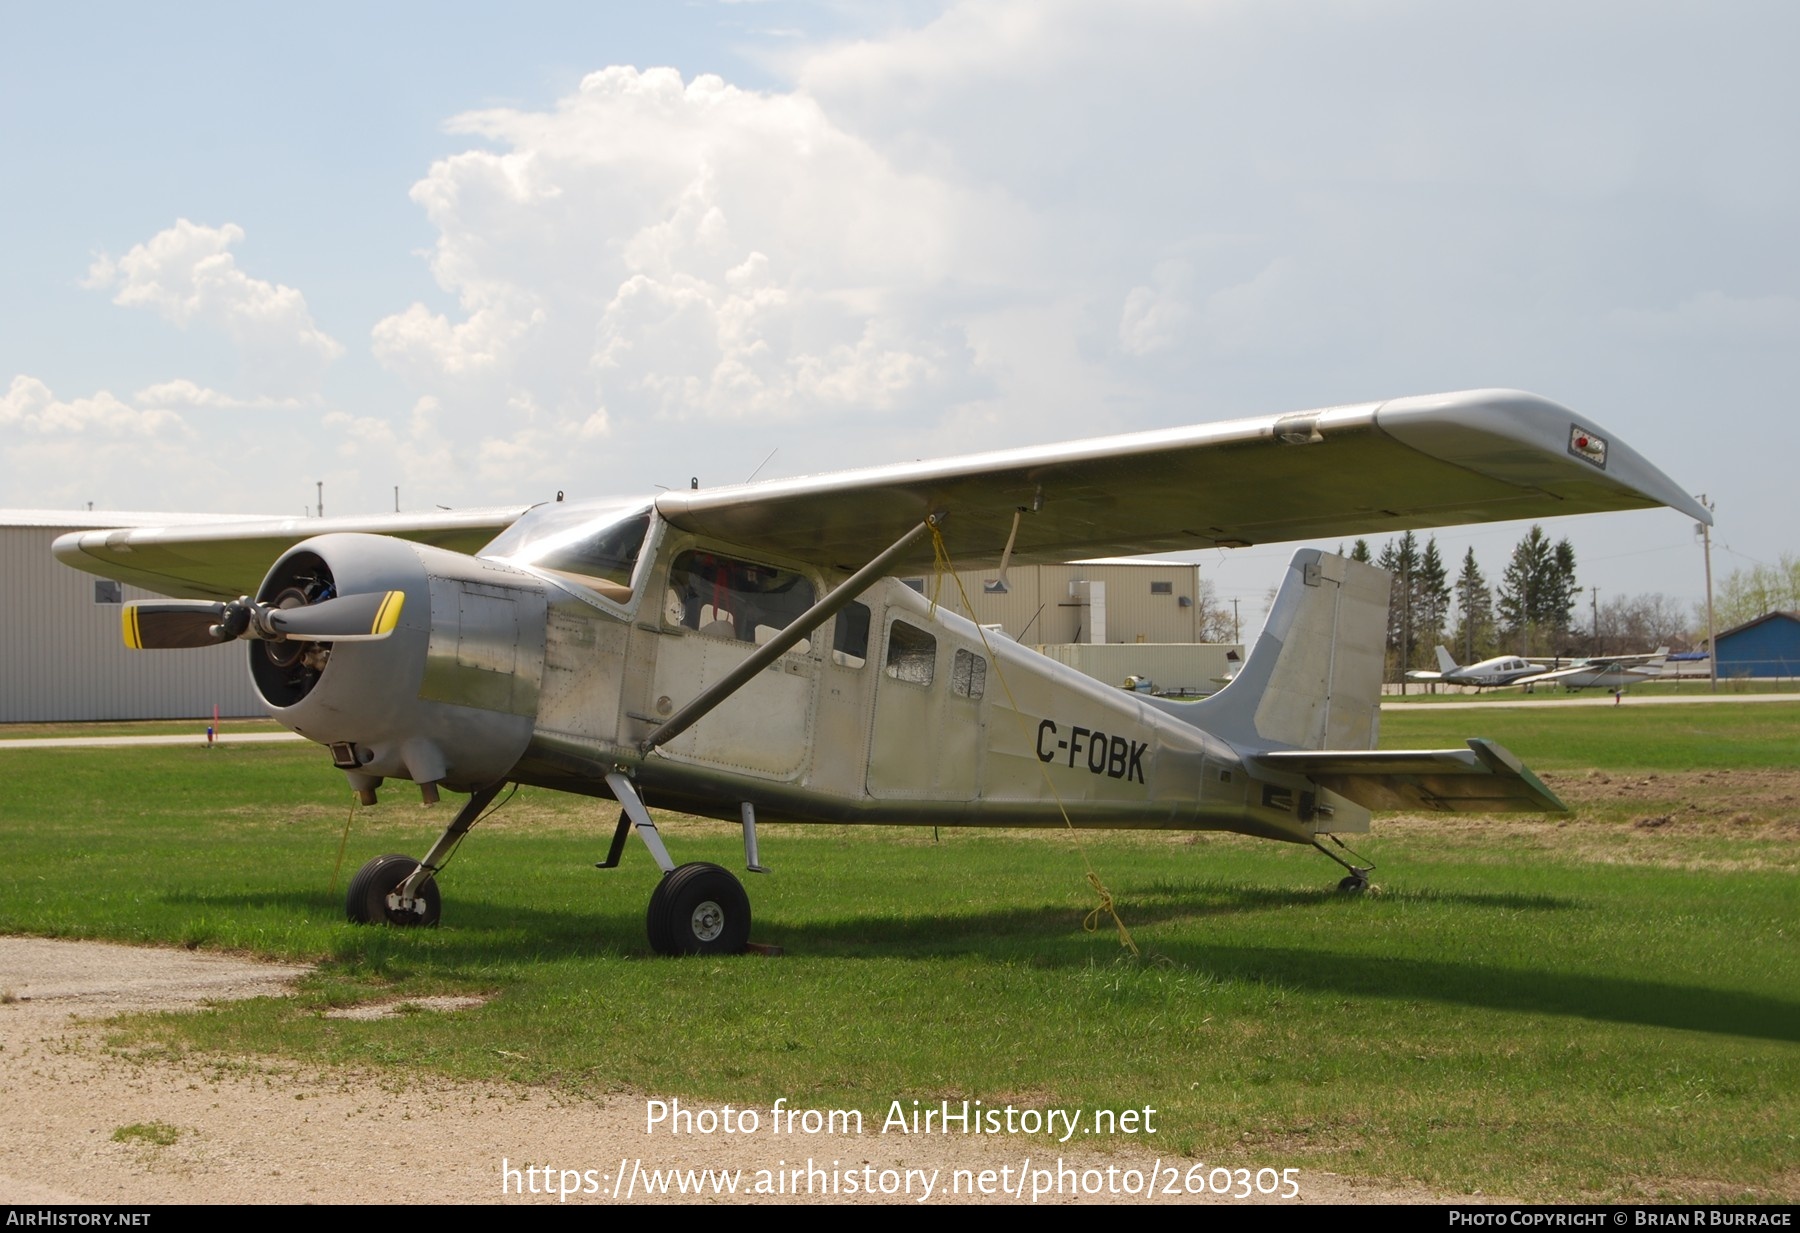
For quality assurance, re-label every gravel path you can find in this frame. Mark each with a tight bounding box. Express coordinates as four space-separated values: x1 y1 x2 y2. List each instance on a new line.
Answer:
0 937 1448 1205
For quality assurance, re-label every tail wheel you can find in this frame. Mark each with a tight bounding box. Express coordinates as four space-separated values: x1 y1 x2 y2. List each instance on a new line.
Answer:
647 862 750 956
346 853 441 926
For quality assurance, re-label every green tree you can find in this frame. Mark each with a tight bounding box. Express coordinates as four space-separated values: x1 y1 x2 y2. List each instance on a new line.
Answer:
1709 552 1800 630
1417 537 1452 659
1376 531 1421 682
1452 547 1494 662
1497 526 1578 656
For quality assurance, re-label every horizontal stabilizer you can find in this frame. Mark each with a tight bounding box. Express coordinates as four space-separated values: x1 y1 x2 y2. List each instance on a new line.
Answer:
1255 738 1566 813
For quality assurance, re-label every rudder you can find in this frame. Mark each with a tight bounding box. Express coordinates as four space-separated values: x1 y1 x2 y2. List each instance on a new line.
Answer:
1179 549 1389 751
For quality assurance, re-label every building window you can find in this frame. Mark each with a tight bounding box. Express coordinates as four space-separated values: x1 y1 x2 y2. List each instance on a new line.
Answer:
982 579 1009 594
1150 580 1173 595
900 577 926 594
94 580 123 604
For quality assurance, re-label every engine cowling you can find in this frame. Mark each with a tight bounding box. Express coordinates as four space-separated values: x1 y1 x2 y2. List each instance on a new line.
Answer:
250 533 549 796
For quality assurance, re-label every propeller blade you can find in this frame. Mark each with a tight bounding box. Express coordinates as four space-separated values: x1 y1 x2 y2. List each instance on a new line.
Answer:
262 590 405 642
122 601 229 650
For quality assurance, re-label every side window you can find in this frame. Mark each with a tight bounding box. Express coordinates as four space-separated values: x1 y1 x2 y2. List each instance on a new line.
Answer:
664 550 817 651
832 601 871 668
884 620 936 686
951 648 986 700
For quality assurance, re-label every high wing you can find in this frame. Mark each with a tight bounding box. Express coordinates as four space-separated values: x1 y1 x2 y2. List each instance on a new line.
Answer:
52 506 532 600
1587 647 1672 668
51 389 1705 600
1513 648 1669 688
655 389 1710 572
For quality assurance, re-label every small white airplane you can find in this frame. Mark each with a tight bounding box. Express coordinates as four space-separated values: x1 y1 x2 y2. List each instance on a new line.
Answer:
53 390 1709 954
1512 649 1670 691
1406 646 1553 689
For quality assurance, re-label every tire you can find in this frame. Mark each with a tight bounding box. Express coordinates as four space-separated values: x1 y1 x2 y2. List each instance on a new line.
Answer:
346 853 441 926
645 874 674 956
647 862 750 956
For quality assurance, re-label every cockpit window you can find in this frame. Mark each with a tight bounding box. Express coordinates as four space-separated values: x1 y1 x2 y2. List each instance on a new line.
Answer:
481 500 652 603
664 550 816 650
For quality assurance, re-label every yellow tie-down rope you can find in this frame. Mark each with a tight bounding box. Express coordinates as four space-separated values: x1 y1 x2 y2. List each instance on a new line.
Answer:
927 518 1140 957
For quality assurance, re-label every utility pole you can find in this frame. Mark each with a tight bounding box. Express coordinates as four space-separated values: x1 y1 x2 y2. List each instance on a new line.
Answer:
1591 587 1600 656
1231 598 1240 646
316 481 324 520
1698 494 1717 694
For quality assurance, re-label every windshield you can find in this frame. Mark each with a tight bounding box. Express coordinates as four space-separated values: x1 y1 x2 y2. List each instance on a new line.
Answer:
481 499 653 603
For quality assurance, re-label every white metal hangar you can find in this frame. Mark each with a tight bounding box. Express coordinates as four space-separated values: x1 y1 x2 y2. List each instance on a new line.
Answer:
1 511 266 723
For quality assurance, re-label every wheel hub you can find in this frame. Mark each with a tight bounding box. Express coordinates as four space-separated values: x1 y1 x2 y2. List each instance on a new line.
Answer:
385 891 428 918
690 899 725 942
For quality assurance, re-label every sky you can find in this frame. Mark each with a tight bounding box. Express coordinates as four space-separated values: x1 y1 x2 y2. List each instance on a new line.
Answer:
3 1 1793 627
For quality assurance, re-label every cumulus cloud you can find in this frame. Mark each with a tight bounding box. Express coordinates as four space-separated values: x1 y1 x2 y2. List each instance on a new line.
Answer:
85 220 344 392
0 375 221 510
0 375 186 437
133 379 306 412
371 64 1015 490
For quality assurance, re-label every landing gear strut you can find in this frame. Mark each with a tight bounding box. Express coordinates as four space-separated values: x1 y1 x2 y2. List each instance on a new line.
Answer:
605 772 756 956
344 781 502 927
1312 836 1375 894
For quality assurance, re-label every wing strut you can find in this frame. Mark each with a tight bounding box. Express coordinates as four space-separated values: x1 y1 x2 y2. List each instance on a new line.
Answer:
638 516 935 755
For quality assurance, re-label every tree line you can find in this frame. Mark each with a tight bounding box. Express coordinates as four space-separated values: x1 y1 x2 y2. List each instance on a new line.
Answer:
1344 526 1697 681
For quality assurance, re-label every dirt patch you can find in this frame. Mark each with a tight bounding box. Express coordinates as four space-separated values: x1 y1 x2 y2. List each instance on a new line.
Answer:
1544 768 1800 823
0 937 1468 1205
322 994 491 1020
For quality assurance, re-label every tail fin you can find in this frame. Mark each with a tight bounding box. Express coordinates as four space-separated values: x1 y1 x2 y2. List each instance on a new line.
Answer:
1178 549 1389 751
1436 645 1459 674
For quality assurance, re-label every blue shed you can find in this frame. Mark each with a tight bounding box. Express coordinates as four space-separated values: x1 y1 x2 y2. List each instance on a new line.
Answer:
1712 611 1800 679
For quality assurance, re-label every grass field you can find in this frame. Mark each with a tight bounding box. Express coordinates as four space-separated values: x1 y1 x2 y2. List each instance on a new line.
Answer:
1 701 1795 1202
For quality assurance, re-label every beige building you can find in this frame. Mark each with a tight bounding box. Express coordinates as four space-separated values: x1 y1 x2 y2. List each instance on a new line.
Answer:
898 559 1241 697
900 559 1214 645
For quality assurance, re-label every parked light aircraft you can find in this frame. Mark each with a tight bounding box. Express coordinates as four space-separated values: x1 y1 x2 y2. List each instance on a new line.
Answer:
1405 646 1554 689
54 390 1709 955
1513 649 1670 691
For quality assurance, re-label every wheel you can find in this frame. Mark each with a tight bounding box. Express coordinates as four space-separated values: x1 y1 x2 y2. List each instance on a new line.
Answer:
647 862 750 956
346 853 441 926
645 874 674 955
1337 873 1369 894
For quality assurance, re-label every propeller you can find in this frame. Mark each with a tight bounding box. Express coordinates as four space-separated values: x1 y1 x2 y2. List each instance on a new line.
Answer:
122 591 405 650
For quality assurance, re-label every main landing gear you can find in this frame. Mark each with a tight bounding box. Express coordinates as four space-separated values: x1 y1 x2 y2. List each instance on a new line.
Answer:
346 853 441 926
344 781 500 928
602 773 759 957
1312 835 1375 894
645 862 752 956
343 776 761 957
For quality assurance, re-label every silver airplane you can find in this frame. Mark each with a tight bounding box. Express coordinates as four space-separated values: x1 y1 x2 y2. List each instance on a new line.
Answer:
1512 648 1670 691
55 390 1709 955
1406 646 1555 689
